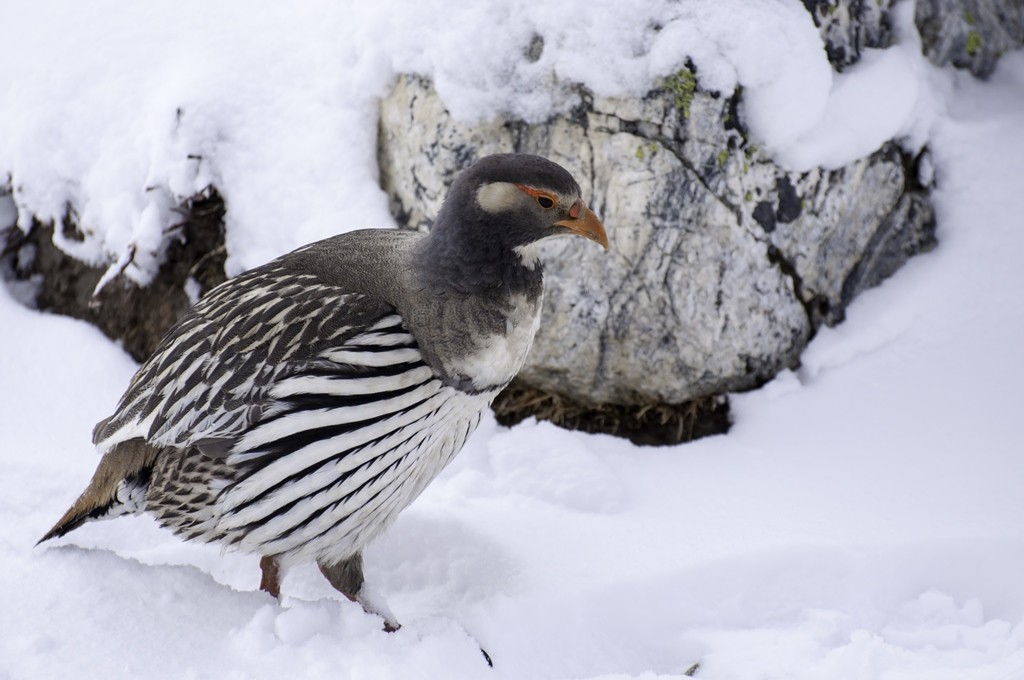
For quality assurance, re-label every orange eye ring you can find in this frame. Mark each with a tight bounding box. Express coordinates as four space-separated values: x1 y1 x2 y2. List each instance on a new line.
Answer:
515 184 558 210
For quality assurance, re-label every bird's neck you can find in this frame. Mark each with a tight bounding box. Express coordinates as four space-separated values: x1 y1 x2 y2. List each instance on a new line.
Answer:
413 229 544 301
401 231 546 393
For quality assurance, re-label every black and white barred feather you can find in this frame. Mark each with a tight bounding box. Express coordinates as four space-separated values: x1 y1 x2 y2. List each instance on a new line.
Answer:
73 255 493 563
94 261 386 452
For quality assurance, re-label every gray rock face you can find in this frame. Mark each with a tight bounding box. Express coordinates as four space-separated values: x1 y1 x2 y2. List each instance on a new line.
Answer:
801 0 896 70
916 0 1024 78
379 74 936 406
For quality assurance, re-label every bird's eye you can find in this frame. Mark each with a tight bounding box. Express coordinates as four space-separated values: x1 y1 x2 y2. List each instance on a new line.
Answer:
514 184 558 209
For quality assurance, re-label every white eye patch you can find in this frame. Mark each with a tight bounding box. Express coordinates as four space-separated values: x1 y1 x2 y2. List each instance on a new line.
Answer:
475 181 522 214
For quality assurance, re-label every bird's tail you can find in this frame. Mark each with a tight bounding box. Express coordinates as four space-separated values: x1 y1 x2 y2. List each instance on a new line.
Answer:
38 439 160 544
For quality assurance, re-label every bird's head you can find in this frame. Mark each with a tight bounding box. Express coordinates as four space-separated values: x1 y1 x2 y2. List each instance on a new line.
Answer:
429 153 608 269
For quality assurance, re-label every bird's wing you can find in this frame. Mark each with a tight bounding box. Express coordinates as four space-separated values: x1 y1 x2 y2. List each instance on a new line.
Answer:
92 262 406 452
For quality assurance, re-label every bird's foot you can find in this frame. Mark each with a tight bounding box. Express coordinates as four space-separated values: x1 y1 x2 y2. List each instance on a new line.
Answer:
259 554 282 599
318 552 400 632
353 580 401 632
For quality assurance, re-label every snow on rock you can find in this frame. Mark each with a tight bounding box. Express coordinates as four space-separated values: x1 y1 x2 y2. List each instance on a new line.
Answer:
0 0 1004 293
0 0 392 281
1 0 886 284
778 45 921 170
778 3 951 171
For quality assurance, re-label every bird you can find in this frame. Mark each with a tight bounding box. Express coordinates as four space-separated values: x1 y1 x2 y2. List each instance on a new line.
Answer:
38 153 608 629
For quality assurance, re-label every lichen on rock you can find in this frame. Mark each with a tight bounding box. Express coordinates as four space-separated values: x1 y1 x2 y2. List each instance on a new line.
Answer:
915 0 1024 78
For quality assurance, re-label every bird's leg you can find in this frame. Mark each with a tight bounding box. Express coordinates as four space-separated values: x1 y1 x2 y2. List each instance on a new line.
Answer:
318 552 400 632
259 554 282 599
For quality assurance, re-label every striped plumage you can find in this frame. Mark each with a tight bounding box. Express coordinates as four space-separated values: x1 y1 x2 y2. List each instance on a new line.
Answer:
40 153 607 628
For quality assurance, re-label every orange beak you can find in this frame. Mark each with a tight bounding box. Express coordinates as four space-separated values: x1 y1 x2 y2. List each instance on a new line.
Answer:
555 204 608 250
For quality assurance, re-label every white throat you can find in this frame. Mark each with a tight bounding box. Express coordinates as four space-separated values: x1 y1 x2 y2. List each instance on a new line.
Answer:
513 242 544 270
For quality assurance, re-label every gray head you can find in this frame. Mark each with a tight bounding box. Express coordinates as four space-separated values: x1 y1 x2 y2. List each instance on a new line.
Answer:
418 154 607 289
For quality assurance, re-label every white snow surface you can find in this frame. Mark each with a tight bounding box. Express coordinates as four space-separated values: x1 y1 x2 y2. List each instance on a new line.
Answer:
3 2 1024 678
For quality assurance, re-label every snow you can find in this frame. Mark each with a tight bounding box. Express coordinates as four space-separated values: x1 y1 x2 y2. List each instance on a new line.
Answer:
4 0 878 284
777 3 950 170
3 2 1024 679
0 1 391 281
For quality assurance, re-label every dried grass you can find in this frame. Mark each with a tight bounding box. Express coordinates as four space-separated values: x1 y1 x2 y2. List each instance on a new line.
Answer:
492 379 730 446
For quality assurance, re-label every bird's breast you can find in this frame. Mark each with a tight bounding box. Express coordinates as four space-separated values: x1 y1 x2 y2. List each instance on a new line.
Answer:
442 292 542 393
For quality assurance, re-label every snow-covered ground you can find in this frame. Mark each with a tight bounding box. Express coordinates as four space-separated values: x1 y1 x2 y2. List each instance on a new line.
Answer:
2 2 1024 679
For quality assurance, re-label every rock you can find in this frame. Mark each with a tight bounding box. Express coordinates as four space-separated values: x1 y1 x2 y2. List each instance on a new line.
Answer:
763 145 936 327
801 0 897 70
1 188 226 362
378 73 936 406
804 0 1024 80
916 0 1024 78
